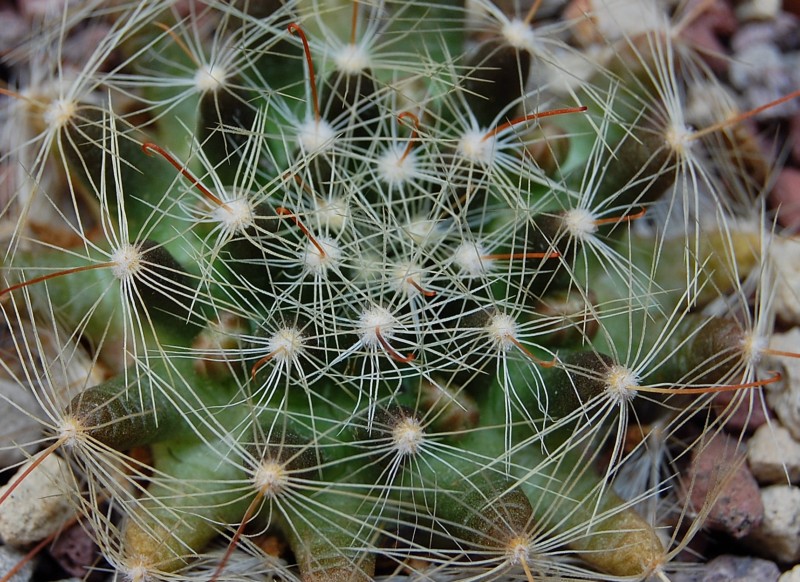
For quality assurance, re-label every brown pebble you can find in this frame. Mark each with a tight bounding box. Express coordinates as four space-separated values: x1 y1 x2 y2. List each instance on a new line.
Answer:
713 389 771 433
49 520 103 580
770 167 800 230
669 554 780 582
61 24 119 72
256 533 287 558
19 0 67 20
790 114 800 165
678 0 738 74
681 432 764 538
0 8 27 55
564 0 600 46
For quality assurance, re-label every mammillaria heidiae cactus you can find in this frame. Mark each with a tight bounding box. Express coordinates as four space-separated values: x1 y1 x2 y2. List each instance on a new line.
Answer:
1 1 799 581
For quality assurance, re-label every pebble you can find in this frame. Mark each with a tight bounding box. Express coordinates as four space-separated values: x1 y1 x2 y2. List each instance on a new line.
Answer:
790 115 800 165
729 43 797 119
767 247 800 327
564 0 663 44
771 167 800 230
713 388 770 433
679 0 738 73
0 9 27 56
735 0 781 21
747 485 800 563
18 0 68 21
669 554 780 582
732 15 800 52
764 328 800 435
780 565 800 582
0 545 34 582
49 520 100 579
0 375 44 467
748 423 800 483
0 453 74 547
0 316 103 466
682 432 763 538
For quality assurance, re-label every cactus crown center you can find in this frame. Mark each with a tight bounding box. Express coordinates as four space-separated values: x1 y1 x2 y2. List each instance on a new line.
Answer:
392 416 424 456
501 19 535 50
193 64 227 93
253 460 290 498
110 244 143 281
604 365 640 404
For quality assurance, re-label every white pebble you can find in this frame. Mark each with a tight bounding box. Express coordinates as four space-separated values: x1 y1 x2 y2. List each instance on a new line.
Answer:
735 0 781 21
0 318 103 466
0 378 42 467
748 424 800 484
0 453 75 546
770 238 800 326
780 565 800 582
747 485 800 563
0 545 34 582
765 329 800 440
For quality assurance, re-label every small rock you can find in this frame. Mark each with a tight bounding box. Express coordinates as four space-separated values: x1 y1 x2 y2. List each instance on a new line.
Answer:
0 453 75 547
682 432 763 538
18 0 68 21
0 374 44 467
0 545 34 582
764 329 800 435
669 554 780 582
713 388 771 433
564 0 601 46
748 485 800 563
60 24 118 72
767 247 800 327
790 115 800 165
748 424 800 483
735 0 781 21
771 167 800 230
0 315 102 466
679 0 738 73
732 15 800 52
49 520 102 580
780 564 800 582
0 9 27 56
564 0 663 44
730 43 797 119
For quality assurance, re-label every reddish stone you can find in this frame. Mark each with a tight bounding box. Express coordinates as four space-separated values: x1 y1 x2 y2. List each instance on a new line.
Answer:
681 432 764 538
790 114 800 165
714 389 772 433
48 520 103 580
679 0 738 73
770 167 800 230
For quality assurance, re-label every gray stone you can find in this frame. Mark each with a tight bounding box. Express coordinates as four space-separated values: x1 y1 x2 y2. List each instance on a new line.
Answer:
0 545 34 582
765 329 800 439
747 485 800 563
748 423 800 483
779 565 800 582
0 453 74 547
735 0 781 21
0 316 103 466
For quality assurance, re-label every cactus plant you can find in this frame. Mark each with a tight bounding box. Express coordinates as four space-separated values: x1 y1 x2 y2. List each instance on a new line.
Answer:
1 0 797 580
